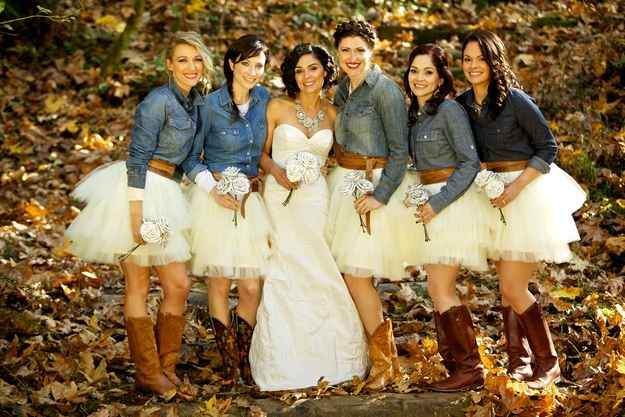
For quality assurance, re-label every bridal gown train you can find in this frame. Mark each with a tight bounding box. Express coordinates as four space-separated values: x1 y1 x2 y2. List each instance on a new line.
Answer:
249 124 368 391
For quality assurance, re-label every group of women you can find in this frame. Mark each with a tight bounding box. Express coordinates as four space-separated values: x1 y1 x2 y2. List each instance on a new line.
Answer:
65 20 585 399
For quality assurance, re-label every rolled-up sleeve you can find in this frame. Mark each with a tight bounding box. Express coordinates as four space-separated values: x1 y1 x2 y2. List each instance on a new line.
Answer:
427 102 480 213
373 82 408 204
181 104 210 182
126 94 166 188
510 90 557 173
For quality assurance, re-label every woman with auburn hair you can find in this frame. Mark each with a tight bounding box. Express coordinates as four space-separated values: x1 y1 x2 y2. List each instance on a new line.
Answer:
457 29 585 389
249 43 367 391
66 31 213 398
326 19 410 391
182 34 272 386
401 43 488 392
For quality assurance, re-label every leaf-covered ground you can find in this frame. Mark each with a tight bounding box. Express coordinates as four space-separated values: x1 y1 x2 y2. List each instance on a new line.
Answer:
1 1 624 416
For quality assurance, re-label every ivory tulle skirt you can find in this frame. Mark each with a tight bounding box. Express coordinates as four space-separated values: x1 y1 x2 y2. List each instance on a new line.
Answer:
325 166 413 281
186 184 272 278
482 164 586 263
65 161 191 266
400 180 490 271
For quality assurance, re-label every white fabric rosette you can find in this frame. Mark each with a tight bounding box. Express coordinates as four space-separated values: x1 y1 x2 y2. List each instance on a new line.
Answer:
119 216 171 261
475 169 507 224
403 184 432 242
216 166 251 226
341 171 375 234
283 151 321 206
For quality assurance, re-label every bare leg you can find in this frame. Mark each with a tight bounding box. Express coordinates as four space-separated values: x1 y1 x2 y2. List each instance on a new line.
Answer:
425 264 461 313
497 260 537 314
343 274 383 336
155 262 191 316
236 278 261 327
121 260 151 318
207 277 232 326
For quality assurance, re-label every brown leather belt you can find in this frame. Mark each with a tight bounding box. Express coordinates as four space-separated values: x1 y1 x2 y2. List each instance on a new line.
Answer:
147 159 178 180
481 160 528 172
240 176 262 219
333 144 388 236
418 167 455 185
334 143 387 180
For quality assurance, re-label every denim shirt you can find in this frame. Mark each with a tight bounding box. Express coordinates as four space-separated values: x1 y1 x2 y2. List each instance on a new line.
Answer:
334 65 409 204
409 99 480 213
456 88 557 174
182 84 270 180
126 80 203 188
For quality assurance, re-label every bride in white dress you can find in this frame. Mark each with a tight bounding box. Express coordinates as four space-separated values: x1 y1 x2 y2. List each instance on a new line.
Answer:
249 44 368 391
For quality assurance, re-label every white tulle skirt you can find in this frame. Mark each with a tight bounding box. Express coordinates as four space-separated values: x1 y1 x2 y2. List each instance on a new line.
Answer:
65 161 191 266
400 180 490 272
483 164 586 263
325 166 413 281
186 185 272 279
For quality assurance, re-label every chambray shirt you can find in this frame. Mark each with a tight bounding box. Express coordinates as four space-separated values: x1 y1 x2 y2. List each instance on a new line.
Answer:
409 99 480 213
334 65 409 204
126 80 203 188
456 88 557 173
182 84 270 180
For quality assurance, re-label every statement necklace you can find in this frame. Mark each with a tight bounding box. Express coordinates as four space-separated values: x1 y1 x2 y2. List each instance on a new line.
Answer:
295 102 325 132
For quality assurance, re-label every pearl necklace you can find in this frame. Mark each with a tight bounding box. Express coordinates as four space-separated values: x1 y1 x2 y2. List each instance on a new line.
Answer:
295 102 325 133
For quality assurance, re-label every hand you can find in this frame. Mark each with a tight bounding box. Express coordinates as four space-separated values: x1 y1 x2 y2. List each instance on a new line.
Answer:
210 188 241 211
354 194 383 215
270 165 297 190
415 203 436 224
491 181 523 208
129 200 144 244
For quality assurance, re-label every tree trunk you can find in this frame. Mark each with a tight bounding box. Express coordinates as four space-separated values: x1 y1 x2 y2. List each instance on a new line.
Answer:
100 0 146 78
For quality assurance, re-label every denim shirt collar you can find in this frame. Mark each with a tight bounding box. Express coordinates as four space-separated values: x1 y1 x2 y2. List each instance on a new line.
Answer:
216 83 261 112
363 64 382 87
168 79 203 111
462 88 491 118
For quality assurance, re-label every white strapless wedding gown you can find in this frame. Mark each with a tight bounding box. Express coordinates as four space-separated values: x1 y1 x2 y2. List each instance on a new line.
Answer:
249 124 368 391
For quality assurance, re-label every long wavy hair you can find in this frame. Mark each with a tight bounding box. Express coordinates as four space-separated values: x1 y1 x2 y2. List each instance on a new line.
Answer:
403 44 456 126
280 43 337 98
223 35 270 119
165 31 214 95
461 30 520 119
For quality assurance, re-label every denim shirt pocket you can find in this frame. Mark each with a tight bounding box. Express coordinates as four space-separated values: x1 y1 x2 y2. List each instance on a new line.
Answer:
158 112 194 150
494 112 516 142
346 102 380 139
415 128 446 160
216 126 243 152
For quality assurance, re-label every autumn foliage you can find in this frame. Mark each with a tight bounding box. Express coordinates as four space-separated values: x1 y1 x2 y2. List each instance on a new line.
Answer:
0 0 624 416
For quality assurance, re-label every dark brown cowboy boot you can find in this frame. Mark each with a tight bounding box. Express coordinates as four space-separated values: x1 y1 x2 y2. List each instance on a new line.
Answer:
155 312 186 385
502 306 533 381
428 305 484 392
434 311 456 374
517 302 560 389
364 319 401 391
126 316 177 398
210 315 241 384
235 314 255 385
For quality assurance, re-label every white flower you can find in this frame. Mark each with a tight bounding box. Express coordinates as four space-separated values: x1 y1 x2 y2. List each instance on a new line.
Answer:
340 171 373 198
140 217 170 245
474 170 496 188
215 179 233 195
222 166 241 178
231 174 251 198
404 184 430 207
484 180 505 199
356 179 374 194
215 166 250 198
285 151 320 184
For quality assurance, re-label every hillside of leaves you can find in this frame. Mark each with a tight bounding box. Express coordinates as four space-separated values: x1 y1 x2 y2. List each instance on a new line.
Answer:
0 0 624 416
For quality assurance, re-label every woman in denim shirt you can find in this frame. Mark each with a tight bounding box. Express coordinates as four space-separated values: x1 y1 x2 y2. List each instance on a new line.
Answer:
326 20 410 391
402 44 488 392
457 30 585 389
181 35 272 385
66 32 212 398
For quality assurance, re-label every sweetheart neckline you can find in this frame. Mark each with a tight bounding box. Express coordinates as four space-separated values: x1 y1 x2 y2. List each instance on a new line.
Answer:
274 124 332 141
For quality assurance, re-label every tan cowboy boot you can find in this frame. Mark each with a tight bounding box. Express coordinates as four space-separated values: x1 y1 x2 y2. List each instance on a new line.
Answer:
364 319 401 391
155 312 186 385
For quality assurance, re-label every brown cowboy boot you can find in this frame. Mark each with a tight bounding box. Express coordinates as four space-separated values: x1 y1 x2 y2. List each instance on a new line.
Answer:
155 312 186 385
434 311 456 374
428 305 484 392
126 316 177 398
517 302 560 389
502 306 533 381
210 315 241 383
364 319 401 391
235 314 255 385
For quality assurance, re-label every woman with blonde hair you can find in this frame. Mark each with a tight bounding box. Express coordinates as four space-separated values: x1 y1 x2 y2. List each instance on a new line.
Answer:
66 31 213 398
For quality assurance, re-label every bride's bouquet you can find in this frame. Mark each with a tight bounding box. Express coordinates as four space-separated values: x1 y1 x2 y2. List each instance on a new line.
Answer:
119 216 170 261
475 170 507 225
283 151 321 206
216 166 251 227
340 171 374 234
404 184 431 242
